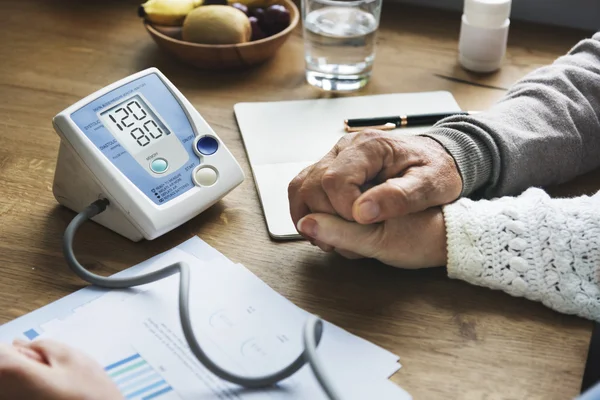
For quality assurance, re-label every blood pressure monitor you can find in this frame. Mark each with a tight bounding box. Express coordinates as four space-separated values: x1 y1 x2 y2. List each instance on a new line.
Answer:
52 68 244 241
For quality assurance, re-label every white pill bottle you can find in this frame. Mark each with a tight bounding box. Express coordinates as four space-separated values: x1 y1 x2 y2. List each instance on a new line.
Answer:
458 0 511 73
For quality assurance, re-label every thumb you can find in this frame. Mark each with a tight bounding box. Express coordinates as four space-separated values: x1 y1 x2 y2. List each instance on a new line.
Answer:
352 172 436 223
12 340 46 364
27 340 75 366
297 213 379 256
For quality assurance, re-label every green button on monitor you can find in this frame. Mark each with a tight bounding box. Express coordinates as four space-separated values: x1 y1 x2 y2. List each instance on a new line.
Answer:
150 158 168 174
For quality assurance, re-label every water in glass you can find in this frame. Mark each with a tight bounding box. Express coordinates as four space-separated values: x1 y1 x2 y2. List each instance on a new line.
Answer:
304 6 378 91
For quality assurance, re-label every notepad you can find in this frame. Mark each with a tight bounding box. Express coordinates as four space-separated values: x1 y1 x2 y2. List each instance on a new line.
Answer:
234 92 462 239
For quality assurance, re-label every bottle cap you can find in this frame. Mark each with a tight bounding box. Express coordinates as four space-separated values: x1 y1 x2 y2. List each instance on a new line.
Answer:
464 0 511 27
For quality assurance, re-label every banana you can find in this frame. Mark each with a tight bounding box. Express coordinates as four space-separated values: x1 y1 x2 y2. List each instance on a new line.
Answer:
139 0 203 26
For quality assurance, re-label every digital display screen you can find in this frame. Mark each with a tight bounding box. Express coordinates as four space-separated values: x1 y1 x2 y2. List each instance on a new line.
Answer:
99 94 170 155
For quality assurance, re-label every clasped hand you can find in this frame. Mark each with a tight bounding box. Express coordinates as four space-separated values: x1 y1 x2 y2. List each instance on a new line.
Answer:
288 130 462 268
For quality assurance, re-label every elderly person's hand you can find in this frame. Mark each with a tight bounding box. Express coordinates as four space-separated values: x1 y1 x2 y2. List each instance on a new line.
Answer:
288 130 461 247
296 207 447 268
0 339 123 400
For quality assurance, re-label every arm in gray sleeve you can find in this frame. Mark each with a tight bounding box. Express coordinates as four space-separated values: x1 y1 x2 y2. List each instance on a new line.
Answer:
421 32 600 198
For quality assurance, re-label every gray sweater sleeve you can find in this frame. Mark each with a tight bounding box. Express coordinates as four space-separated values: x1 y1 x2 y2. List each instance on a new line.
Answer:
421 32 600 198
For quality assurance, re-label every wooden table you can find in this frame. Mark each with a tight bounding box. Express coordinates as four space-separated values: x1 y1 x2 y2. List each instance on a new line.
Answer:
1 0 598 398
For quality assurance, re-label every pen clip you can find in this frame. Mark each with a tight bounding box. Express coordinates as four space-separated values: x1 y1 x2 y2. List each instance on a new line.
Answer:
344 122 397 133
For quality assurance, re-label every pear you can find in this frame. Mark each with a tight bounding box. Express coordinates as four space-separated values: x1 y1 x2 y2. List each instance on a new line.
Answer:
182 6 252 45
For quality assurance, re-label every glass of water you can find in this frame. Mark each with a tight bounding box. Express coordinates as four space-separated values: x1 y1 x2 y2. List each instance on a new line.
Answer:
302 0 382 92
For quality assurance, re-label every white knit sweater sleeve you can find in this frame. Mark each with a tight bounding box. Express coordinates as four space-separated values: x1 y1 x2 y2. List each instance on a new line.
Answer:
443 187 600 321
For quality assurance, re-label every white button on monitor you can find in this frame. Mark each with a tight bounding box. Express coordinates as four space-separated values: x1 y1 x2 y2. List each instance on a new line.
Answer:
194 166 218 187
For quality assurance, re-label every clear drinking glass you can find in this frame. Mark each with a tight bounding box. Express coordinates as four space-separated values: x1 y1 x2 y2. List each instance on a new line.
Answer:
301 0 382 92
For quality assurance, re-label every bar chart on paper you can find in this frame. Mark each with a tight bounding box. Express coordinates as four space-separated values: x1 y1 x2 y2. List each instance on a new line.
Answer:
105 353 180 400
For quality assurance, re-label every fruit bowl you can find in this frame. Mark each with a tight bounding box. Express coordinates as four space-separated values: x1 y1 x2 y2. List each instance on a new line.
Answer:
144 0 299 70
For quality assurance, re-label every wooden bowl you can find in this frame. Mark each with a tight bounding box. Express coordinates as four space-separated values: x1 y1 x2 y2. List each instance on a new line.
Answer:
144 0 299 70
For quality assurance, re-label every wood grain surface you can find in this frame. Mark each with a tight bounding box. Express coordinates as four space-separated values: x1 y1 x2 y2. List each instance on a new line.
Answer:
1 1 598 398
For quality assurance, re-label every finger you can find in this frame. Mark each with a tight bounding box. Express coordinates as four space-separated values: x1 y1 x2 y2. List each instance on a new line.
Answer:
288 165 313 228
289 162 337 229
289 167 336 250
290 172 337 249
289 166 334 248
12 341 46 364
27 339 75 366
16 347 46 364
298 222 334 252
353 170 437 223
297 214 380 257
321 135 415 221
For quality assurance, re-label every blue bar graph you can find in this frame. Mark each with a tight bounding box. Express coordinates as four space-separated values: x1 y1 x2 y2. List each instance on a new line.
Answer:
125 380 167 399
143 387 174 400
120 372 161 393
104 353 175 400
106 354 141 371
113 366 154 386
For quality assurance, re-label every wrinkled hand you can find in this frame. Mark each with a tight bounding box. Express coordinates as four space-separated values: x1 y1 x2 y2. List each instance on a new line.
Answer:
0 339 123 400
288 130 462 232
296 207 447 269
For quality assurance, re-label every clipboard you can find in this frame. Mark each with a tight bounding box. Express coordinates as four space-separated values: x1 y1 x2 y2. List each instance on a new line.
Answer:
234 91 462 240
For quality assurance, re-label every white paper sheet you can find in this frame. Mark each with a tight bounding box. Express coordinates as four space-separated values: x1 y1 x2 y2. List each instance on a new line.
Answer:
42 248 409 399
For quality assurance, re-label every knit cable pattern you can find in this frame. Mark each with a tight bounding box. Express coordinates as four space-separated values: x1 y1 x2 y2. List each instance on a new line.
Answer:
444 188 600 321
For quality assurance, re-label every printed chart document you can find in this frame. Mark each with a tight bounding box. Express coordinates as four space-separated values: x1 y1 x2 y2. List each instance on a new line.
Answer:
3 238 411 399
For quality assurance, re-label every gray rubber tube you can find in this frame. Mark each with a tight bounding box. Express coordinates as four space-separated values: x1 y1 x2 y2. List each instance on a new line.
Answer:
62 199 340 399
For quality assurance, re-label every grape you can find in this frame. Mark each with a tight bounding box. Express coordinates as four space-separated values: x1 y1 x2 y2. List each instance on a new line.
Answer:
202 0 228 5
249 16 267 41
250 7 266 26
231 2 249 15
263 4 290 35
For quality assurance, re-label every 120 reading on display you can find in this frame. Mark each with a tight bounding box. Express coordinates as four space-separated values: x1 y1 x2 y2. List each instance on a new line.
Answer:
99 94 171 156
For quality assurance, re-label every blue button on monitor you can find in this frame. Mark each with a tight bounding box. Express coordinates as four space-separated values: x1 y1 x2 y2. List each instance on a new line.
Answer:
196 136 218 155
150 158 168 174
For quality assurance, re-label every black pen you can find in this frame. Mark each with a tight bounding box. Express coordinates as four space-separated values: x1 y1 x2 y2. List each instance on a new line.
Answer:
344 111 478 132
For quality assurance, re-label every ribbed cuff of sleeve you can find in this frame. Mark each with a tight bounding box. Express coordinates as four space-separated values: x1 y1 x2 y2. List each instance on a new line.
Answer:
419 128 493 197
442 198 486 282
